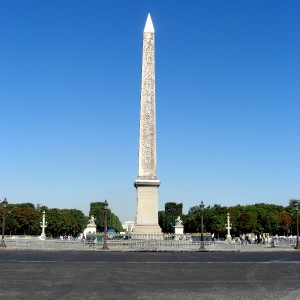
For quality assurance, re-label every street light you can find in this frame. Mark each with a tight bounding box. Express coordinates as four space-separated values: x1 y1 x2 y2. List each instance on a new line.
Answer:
199 201 205 250
295 202 300 250
0 198 8 248
225 212 232 243
103 199 109 250
40 211 48 240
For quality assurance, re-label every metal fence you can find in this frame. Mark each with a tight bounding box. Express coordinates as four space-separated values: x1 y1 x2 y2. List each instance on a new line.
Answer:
271 236 297 248
4 239 90 251
1 236 296 252
2 238 241 252
104 240 242 252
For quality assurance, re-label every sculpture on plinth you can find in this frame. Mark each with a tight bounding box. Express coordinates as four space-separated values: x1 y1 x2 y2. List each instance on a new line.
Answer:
174 216 184 238
83 215 97 237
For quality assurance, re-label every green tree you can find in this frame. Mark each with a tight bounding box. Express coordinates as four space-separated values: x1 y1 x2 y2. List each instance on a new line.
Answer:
90 202 105 231
46 208 63 237
7 207 40 235
237 211 257 233
159 202 183 233
279 211 292 236
158 211 166 231
108 212 123 232
89 201 123 232
184 205 202 233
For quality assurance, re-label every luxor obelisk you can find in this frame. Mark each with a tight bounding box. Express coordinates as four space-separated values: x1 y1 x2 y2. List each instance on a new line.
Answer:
134 14 162 235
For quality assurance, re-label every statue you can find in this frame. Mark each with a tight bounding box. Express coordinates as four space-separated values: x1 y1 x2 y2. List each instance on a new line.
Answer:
175 216 182 226
174 216 183 238
89 215 96 225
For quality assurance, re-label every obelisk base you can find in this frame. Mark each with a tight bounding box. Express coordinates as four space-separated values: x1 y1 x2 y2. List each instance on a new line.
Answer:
132 226 163 240
133 225 162 234
134 179 162 238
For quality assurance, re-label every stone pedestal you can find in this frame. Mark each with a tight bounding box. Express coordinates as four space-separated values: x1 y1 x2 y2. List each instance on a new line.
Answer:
134 180 162 235
175 225 184 235
84 224 96 236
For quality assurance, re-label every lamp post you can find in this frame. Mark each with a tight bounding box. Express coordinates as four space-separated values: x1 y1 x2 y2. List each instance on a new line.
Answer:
40 211 48 240
225 212 232 243
295 202 300 250
0 198 8 248
103 199 109 250
199 201 205 250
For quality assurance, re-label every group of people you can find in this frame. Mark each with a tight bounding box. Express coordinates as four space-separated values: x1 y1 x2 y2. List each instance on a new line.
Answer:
222 233 272 244
59 235 80 241
239 233 271 244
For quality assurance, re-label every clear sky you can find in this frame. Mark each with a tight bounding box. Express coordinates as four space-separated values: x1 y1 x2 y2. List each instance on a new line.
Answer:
1 1 299 223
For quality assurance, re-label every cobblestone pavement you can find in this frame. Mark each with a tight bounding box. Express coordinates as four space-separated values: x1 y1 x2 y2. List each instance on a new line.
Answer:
0 250 299 299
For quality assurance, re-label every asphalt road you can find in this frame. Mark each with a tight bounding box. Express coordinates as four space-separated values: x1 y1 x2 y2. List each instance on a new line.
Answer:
0 251 299 300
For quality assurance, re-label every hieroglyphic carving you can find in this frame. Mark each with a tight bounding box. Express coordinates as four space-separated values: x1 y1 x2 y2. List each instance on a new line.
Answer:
138 32 157 177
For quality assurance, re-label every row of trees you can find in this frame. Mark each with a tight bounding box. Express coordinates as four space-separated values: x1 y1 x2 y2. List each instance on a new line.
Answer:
159 200 300 238
2 200 298 238
0 202 123 238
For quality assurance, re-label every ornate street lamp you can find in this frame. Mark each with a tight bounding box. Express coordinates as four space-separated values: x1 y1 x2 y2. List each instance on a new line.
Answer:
199 201 205 250
295 202 300 250
225 212 232 243
40 211 48 240
0 198 8 248
103 199 109 250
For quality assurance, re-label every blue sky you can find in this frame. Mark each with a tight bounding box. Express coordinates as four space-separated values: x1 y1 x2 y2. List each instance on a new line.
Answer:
1 1 299 223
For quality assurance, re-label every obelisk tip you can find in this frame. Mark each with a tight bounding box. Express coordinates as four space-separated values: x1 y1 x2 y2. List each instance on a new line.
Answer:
144 13 154 33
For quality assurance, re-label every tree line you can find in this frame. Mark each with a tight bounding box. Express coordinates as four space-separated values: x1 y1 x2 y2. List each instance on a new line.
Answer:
0 201 123 238
2 200 298 238
159 200 299 238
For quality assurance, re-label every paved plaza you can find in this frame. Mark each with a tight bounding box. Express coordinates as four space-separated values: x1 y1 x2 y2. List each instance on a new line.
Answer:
0 250 299 299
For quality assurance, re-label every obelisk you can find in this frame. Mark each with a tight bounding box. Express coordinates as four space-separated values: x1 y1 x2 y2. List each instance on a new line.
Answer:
134 14 162 235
